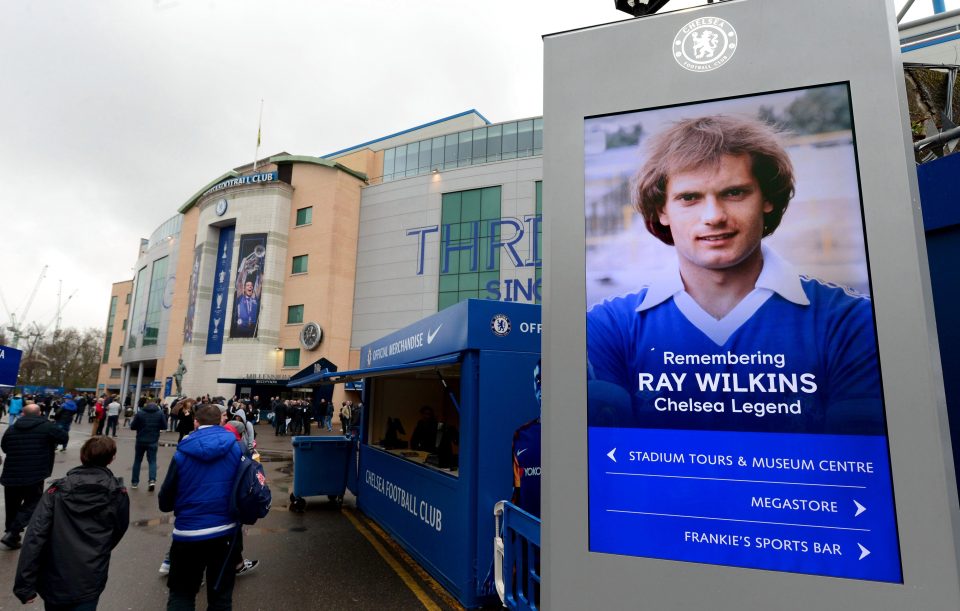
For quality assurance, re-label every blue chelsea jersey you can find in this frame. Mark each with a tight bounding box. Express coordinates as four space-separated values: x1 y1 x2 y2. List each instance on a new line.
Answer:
512 419 542 518
586 278 884 435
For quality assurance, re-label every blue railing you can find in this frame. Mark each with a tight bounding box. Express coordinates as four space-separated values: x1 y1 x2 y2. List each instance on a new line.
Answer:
494 501 541 610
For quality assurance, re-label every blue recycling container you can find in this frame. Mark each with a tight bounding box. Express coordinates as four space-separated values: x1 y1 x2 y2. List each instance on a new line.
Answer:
291 436 352 509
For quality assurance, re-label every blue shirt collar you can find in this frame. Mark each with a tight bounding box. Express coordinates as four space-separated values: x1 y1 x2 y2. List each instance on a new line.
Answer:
636 243 810 312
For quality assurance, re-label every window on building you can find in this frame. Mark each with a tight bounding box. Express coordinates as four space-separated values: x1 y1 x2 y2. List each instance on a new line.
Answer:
121 319 127 331
296 206 313 226
142 256 169 347
292 255 308 274
118 345 123 356
110 368 121 379
378 117 543 183
438 186 502 310
125 293 131 304
287 304 304 324
102 295 119 364
127 267 148 349
283 348 300 368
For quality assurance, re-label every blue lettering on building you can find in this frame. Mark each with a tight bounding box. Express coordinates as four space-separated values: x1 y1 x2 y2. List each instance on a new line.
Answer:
408 215 542 301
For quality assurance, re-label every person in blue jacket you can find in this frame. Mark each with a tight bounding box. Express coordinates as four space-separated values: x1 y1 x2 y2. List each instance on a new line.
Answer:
587 115 883 435
159 403 242 609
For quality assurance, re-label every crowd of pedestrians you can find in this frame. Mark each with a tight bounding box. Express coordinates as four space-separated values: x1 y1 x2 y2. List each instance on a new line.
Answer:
0 391 290 610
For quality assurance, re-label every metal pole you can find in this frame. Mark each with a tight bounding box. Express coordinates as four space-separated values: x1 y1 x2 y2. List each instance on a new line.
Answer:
914 125 960 150
898 0 919 22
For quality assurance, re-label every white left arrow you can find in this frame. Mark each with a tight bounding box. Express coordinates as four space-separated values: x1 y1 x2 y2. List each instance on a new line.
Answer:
857 543 871 561
853 500 866 517
607 448 617 463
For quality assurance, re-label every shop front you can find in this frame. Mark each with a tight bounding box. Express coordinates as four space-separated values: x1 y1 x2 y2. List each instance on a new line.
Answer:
311 299 541 608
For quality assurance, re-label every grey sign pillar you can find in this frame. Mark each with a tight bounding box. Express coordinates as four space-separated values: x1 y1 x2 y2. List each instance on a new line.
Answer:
543 0 960 608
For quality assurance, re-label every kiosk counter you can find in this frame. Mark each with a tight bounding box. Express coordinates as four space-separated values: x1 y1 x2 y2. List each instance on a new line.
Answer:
308 300 541 608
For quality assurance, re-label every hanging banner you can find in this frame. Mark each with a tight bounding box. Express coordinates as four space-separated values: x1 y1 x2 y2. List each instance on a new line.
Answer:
0 344 23 386
583 83 900 583
229 233 267 338
182 245 203 343
206 226 235 354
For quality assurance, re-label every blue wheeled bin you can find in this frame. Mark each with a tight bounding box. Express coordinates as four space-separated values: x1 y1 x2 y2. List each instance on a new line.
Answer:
290 435 352 511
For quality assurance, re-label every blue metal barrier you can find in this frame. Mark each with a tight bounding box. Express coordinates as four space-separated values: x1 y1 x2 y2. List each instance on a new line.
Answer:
495 501 541 610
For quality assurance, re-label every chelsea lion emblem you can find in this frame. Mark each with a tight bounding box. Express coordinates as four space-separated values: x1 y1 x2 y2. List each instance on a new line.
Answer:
673 16 738 73
490 314 512 337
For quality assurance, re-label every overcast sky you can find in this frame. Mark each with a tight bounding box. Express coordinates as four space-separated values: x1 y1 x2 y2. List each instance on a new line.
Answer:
0 0 948 335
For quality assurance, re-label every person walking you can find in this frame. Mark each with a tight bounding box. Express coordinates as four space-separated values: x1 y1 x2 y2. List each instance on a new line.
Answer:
13 436 130 609
176 401 195 443
54 394 79 452
7 394 24 426
105 397 121 437
339 402 352 435
91 399 106 437
273 400 287 437
1 403 69 550
130 401 167 491
324 399 333 432
73 393 88 425
158 404 243 610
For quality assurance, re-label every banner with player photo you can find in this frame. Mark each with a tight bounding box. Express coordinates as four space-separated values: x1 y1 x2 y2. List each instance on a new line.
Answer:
229 233 267 339
584 83 901 583
182 245 202 344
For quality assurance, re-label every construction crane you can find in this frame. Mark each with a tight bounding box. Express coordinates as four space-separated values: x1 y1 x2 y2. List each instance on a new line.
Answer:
0 265 48 349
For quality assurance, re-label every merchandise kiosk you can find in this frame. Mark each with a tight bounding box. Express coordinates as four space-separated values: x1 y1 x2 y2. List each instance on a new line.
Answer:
317 299 541 608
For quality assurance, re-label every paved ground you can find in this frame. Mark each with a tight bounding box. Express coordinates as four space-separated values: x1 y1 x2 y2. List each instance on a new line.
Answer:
0 418 468 611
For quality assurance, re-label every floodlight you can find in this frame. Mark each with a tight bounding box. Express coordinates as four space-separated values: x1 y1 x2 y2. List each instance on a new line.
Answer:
615 0 673 17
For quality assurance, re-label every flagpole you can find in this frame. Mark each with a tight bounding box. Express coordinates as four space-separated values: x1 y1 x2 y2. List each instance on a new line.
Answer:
253 99 263 171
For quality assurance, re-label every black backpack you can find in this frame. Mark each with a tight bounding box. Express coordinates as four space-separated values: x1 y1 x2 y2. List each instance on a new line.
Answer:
230 454 272 525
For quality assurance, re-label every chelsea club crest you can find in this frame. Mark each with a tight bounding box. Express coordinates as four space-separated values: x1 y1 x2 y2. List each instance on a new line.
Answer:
490 314 512 337
673 17 738 73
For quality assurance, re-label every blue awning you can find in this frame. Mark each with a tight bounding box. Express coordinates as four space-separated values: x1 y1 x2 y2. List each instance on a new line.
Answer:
287 354 461 387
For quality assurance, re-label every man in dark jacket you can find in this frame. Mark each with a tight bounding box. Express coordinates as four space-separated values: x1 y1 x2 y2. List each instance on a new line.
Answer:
130 402 167 491
13 436 129 608
159 403 243 609
1 403 69 549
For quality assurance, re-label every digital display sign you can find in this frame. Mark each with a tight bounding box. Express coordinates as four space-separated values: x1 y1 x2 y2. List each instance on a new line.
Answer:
584 83 902 582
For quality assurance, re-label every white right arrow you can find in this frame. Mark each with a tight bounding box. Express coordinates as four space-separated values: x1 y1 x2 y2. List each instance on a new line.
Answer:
857 543 871 560
607 448 617 463
854 500 866 517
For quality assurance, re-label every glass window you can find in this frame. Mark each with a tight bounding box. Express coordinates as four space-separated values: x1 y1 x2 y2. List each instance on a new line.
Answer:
533 118 544 155
128 267 148 348
102 331 113 364
383 148 395 181
439 186 502 310
502 122 517 160
287 304 304 324
458 130 472 167
110 368 121 378
142 256 169 347
517 119 533 157
118 345 123 356
292 255 308 274
368 366 462 476
296 206 313 226
471 128 487 165
125 293 131 305
406 141 419 177
481 186 501 220
418 139 431 173
431 137 444 171
444 134 458 170
486 125 502 163
283 348 300 368
461 190 481 222
121 319 127 331
394 144 407 176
